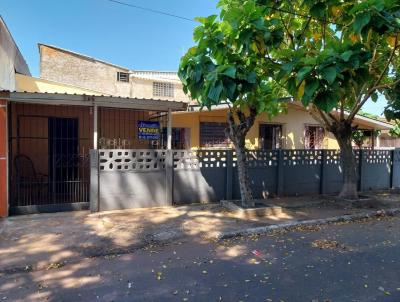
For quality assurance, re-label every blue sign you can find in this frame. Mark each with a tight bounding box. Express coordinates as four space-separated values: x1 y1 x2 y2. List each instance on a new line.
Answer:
138 121 160 140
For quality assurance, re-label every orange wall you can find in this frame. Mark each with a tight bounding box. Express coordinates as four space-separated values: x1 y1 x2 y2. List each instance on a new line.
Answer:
0 99 8 217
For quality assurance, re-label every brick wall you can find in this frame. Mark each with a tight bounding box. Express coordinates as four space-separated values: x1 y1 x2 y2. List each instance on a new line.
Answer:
39 45 191 103
40 45 131 97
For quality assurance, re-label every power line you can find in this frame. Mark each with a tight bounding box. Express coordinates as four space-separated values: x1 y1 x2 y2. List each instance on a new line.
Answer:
105 0 196 23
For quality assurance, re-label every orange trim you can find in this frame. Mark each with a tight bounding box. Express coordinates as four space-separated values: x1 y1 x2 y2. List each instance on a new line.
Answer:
0 99 7 217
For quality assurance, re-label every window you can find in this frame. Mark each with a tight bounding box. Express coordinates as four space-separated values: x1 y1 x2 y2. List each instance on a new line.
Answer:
117 72 129 82
153 82 174 97
200 122 230 148
305 125 325 149
259 124 282 149
162 128 190 149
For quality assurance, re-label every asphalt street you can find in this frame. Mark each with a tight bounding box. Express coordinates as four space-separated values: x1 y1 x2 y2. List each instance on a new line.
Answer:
1 215 400 302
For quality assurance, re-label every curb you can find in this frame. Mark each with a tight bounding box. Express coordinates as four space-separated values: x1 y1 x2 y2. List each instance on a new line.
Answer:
216 208 400 240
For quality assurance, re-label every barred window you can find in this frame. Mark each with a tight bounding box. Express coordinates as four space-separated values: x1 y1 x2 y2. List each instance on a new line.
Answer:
117 72 129 83
200 122 230 148
305 125 325 149
153 82 174 97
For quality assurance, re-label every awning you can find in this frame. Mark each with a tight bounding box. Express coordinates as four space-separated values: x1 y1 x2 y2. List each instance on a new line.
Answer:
1 91 187 112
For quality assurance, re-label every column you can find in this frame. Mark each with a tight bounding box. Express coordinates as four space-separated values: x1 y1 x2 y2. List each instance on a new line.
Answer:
93 105 98 150
167 109 172 150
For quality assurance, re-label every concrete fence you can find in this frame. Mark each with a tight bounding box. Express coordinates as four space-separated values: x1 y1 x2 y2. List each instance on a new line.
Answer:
90 149 400 212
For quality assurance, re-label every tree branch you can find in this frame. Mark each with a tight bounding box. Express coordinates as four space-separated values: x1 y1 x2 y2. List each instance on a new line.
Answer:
347 35 399 121
279 12 295 49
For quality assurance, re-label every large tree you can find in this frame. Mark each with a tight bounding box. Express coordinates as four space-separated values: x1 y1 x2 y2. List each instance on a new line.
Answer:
180 0 400 201
179 3 287 205
272 0 400 198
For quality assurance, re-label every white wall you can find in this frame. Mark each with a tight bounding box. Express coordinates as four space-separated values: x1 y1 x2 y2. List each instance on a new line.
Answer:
0 16 30 90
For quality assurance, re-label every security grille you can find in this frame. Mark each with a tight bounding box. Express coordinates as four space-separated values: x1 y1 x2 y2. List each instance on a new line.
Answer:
305 125 325 149
9 105 91 214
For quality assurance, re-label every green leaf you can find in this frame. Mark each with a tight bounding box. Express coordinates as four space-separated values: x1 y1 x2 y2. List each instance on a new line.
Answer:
340 51 353 62
282 62 295 73
193 26 204 41
371 92 379 102
310 2 327 18
207 80 223 102
301 79 320 106
221 66 236 78
246 72 257 84
225 79 237 100
320 67 337 84
287 77 297 95
296 66 313 82
353 12 371 34
314 90 340 112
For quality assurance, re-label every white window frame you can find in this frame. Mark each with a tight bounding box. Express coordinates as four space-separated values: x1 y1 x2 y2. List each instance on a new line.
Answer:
117 72 129 83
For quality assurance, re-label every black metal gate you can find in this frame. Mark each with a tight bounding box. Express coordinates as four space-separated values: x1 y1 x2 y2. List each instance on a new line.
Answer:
9 112 90 215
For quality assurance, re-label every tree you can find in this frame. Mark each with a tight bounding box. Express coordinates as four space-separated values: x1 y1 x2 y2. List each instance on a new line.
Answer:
178 3 287 205
180 0 400 201
272 0 400 198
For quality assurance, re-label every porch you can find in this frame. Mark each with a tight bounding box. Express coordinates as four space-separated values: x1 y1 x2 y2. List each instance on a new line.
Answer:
1 91 186 216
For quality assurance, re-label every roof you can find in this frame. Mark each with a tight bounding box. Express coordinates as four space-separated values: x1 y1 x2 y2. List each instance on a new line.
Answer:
181 102 394 130
0 16 30 76
1 90 187 112
16 74 106 96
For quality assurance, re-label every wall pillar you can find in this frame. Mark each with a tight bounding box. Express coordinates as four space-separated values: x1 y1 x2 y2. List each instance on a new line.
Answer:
167 109 172 150
93 105 98 150
90 149 99 212
0 99 8 217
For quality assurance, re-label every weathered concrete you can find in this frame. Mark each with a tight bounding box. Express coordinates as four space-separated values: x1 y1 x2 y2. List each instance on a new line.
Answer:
217 208 400 240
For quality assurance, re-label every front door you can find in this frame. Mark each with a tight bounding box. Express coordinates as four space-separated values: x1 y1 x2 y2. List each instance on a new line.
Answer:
49 117 79 203
259 124 282 149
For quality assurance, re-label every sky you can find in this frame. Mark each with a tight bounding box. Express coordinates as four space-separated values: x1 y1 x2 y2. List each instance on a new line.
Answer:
0 0 387 115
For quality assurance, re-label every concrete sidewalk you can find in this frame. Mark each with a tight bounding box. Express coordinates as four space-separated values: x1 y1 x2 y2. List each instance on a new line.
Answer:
1 192 399 274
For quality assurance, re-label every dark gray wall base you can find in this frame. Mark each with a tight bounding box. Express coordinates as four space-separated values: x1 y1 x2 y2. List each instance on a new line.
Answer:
9 202 89 215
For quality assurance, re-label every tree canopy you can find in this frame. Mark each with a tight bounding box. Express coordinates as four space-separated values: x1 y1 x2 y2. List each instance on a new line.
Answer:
179 0 400 200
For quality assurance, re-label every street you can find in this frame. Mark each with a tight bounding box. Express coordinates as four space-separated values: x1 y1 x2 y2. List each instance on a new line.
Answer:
1 215 400 302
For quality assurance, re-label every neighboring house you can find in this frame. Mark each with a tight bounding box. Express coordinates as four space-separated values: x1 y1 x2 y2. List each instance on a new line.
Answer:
0 16 30 90
172 103 393 150
37 44 394 150
39 44 189 102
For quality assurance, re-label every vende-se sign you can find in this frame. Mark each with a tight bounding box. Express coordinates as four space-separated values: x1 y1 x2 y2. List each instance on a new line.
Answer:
138 121 160 140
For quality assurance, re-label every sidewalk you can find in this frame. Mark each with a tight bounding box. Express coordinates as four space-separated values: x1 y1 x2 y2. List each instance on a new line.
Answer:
1 191 399 274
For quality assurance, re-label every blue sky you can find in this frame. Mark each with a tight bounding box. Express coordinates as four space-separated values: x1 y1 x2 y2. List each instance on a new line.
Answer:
0 0 386 115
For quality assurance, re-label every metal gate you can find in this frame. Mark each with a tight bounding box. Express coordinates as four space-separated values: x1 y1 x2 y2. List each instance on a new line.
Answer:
9 106 91 214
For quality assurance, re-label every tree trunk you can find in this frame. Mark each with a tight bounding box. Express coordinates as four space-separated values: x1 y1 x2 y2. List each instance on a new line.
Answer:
332 121 359 199
226 107 257 207
233 133 254 207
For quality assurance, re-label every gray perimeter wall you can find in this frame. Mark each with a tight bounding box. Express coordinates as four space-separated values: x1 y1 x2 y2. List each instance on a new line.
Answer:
91 149 400 211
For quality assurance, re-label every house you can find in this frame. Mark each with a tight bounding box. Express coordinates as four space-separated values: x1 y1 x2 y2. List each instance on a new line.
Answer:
0 21 187 217
36 44 394 151
0 20 396 217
